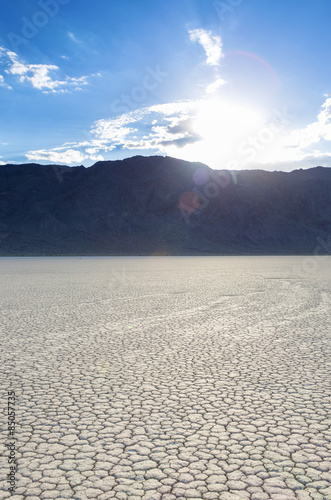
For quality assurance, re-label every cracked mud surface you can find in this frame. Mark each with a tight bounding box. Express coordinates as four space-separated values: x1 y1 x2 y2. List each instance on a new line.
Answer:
1 256 331 500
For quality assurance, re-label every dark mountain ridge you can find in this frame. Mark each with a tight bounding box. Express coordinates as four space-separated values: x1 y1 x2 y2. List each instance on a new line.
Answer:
0 155 330 256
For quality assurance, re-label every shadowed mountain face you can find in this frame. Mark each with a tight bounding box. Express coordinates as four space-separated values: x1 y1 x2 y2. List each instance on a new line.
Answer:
0 155 330 255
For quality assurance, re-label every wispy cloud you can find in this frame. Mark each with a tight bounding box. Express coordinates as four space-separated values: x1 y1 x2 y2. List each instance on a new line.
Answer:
188 29 224 67
188 29 225 95
290 97 331 148
25 94 331 171
0 155 16 165
15 20 331 172
255 154 331 172
25 101 203 164
279 98 331 152
26 148 89 164
205 76 226 94
91 102 201 151
0 46 89 93
252 97 331 168
68 31 79 43
0 74 11 89
67 30 96 55
26 137 117 164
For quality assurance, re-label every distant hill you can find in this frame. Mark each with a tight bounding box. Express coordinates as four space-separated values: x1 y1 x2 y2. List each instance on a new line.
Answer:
0 155 330 256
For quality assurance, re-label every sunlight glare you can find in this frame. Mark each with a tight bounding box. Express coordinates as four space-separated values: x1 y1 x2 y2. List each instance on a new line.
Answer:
161 99 268 170
193 99 264 144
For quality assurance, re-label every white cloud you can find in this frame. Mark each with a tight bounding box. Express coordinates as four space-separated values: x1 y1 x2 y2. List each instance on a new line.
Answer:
318 97 331 123
22 94 331 171
0 46 89 93
188 29 226 95
24 101 202 165
68 32 78 42
90 154 104 162
67 31 93 53
92 115 138 142
254 154 331 172
0 74 12 89
206 76 226 94
26 148 88 164
189 29 223 67
25 137 117 164
67 31 85 46
90 102 202 152
85 147 99 155
244 97 331 170
269 98 331 158
148 101 200 116
288 97 331 148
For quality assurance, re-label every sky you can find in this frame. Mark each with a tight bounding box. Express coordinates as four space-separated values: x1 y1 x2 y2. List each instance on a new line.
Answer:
1 0 331 171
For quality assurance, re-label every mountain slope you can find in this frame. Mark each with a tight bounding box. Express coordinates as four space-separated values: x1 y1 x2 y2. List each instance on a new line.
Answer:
0 156 330 255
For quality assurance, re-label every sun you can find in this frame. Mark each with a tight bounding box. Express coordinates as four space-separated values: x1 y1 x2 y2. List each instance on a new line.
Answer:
194 99 265 165
165 98 266 170
194 99 262 140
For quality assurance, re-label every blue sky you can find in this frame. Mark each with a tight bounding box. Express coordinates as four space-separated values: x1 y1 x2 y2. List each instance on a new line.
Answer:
1 0 331 171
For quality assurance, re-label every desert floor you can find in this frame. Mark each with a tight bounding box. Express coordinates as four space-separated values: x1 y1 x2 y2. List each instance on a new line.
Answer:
1 256 331 500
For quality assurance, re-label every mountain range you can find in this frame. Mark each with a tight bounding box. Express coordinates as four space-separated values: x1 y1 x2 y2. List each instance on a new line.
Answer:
0 155 330 256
